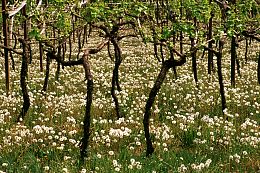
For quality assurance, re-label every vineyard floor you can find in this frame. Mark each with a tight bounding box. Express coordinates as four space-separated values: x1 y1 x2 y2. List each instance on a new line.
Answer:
0 38 260 172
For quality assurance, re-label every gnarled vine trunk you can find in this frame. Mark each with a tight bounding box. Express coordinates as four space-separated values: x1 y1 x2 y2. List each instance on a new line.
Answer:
217 40 227 113
80 50 93 160
18 6 30 121
231 36 237 87
111 38 122 119
143 55 186 156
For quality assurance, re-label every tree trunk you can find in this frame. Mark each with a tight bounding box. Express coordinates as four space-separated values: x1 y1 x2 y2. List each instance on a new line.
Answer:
245 38 248 63
190 18 198 84
69 34 72 61
191 37 198 84
111 39 122 119
62 43 65 69
77 30 82 59
179 0 183 54
42 54 51 92
9 9 15 71
208 2 214 75
2 0 10 94
39 43 43 72
217 40 227 113
236 55 241 77
170 49 177 79
151 27 160 62
72 15 76 42
231 36 237 87
18 6 30 121
143 59 173 156
80 50 93 160
55 31 61 80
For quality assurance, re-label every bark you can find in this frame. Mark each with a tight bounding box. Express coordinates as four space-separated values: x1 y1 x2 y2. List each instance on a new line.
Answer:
217 41 227 113
2 0 10 94
18 42 30 121
42 54 51 92
39 43 43 72
236 55 241 77
191 37 198 84
152 28 160 62
179 0 183 54
245 38 248 63
80 50 93 160
29 44 33 64
190 17 198 84
82 25 88 47
72 16 76 42
208 2 214 75
107 42 113 61
62 43 66 69
77 30 82 59
231 36 236 87
160 44 164 62
171 31 178 79
170 49 177 79
180 32 183 54
18 6 30 121
78 39 108 159
42 50 84 92
9 9 15 71
10 52 15 71
144 60 171 156
201 48 206 60
55 31 62 81
69 34 72 61
111 39 122 119
143 54 186 156
204 41 227 113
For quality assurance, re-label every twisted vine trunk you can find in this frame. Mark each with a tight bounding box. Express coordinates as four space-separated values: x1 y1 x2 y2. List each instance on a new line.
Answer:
2 0 10 94
77 30 82 59
39 43 43 72
62 41 66 70
179 0 183 54
42 54 51 92
144 60 171 156
208 0 214 74
191 37 198 84
9 9 15 71
144 56 186 156
55 31 61 80
18 41 30 121
170 49 177 79
152 28 160 62
236 54 241 77
217 40 227 113
18 6 30 121
44 39 108 160
245 38 248 63
111 38 122 119
80 50 93 160
190 18 198 84
231 36 237 87
69 35 72 61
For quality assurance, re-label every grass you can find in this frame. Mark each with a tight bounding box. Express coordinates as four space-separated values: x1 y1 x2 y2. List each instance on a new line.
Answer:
0 37 259 173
